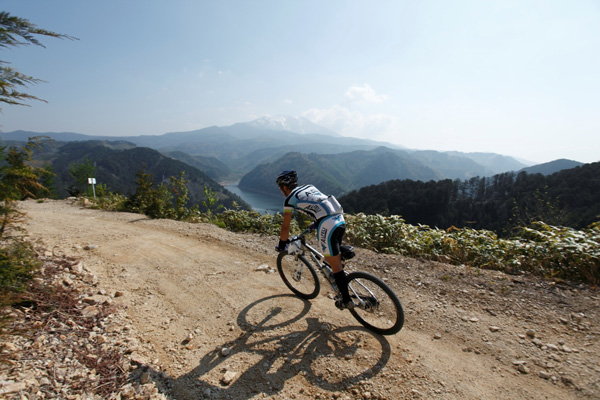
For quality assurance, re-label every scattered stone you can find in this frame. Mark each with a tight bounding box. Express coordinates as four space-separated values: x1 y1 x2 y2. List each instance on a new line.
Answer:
526 329 536 338
561 376 575 386
220 347 231 357
2 342 18 352
221 370 237 385
256 264 269 271
561 345 573 353
518 364 530 374
0 248 168 400
83 244 98 250
70 261 84 274
489 326 501 332
140 370 151 384
81 305 100 318
0 381 27 395
546 343 559 351
433 332 442 340
539 371 552 380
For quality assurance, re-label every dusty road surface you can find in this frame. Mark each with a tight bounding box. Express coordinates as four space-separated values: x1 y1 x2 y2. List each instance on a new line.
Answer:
19 199 599 399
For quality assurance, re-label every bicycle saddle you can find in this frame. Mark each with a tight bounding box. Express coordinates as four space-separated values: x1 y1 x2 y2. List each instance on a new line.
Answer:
341 245 355 260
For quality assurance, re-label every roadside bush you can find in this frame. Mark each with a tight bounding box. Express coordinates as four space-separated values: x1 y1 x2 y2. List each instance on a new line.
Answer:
217 210 293 235
92 184 128 212
0 239 40 301
512 222 600 283
344 212 599 285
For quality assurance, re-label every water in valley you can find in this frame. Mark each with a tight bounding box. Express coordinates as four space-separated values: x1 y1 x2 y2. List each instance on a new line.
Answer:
225 183 282 214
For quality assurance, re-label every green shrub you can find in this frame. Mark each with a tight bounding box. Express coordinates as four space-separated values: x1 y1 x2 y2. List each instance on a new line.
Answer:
217 210 292 235
0 239 40 301
93 184 128 211
344 212 599 284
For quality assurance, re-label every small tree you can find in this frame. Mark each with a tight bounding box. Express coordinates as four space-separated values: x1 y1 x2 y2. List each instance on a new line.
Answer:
127 165 156 214
170 171 199 221
126 166 176 219
68 157 96 197
201 185 223 221
0 138 48 203
170 171 188 219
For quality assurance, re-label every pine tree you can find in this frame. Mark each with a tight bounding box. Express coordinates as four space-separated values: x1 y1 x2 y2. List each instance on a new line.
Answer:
0 11 76 113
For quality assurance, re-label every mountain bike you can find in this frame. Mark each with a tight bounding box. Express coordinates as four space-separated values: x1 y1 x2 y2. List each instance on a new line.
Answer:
276 227 404 335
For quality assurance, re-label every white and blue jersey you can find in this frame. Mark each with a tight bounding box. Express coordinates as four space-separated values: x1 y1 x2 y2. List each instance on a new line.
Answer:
283 184 346 257
283 185 343 220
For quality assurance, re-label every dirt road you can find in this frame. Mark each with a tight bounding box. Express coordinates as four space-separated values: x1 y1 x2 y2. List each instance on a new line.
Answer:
19 199 599 399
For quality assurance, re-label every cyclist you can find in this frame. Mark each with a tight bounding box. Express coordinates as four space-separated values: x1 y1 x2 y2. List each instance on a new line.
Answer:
275 170 353 309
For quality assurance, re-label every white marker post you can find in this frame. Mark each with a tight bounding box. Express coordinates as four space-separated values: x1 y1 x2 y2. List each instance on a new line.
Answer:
88 177 97 200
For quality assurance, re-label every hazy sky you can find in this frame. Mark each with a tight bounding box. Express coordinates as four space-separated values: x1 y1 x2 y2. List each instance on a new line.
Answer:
1 0 599 164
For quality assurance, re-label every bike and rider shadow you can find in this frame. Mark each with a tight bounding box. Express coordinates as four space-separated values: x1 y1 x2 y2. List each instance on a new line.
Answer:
134 294 392 399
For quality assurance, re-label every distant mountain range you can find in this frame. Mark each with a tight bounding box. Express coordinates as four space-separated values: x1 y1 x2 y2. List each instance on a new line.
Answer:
1 115 584 202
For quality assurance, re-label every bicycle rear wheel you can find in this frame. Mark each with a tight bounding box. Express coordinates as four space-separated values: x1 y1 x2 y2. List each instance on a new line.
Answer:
346 271 404 335
277 252 320 299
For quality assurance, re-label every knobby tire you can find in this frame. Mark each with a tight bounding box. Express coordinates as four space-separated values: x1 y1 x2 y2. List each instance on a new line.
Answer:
277 251 320 299
346 271 404 335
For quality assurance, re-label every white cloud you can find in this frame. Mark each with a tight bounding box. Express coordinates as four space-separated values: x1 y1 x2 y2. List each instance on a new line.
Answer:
345 84 389 105
301 84 398 141
302 105 400 141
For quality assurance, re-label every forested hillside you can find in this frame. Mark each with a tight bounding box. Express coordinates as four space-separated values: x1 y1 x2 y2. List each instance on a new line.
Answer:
239 149 447 197
518 158 583 175
340 162 600 235
37 141 250 210
165 151 233 182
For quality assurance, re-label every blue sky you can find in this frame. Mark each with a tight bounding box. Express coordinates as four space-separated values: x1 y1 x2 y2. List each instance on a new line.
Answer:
1 0 599 164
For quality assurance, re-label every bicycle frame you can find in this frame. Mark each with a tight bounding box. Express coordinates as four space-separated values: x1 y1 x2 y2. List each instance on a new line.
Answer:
289 229 338 293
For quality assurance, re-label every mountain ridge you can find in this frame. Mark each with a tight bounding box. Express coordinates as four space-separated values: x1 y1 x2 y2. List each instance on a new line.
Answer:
2 116 581 191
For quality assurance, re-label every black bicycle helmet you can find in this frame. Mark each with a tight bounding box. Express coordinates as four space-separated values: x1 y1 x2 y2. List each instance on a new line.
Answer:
276 170 298 188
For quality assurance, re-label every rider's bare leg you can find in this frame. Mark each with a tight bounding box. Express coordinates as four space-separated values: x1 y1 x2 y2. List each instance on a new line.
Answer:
326 254 343 273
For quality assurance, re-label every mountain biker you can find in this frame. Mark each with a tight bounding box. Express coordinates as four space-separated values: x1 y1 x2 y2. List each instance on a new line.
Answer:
275 170 353 309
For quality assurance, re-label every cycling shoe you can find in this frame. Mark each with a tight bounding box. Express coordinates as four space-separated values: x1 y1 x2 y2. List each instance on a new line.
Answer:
335 298 355 310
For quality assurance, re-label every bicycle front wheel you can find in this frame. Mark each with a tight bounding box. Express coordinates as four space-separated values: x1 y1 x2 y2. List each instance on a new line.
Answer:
347 271 404 335
277 252 320 299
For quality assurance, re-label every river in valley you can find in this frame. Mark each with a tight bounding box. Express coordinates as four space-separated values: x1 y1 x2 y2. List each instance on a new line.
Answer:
224 183 282 214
